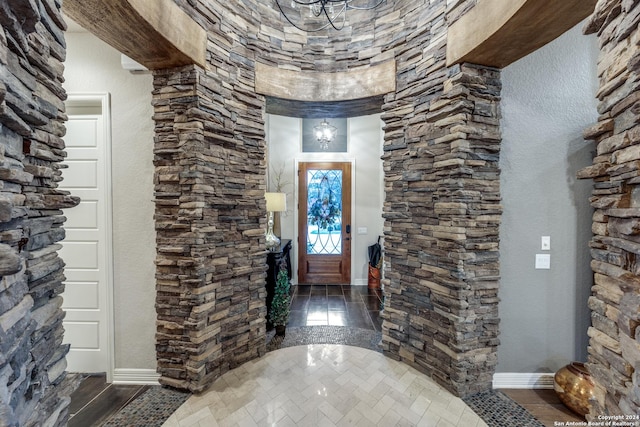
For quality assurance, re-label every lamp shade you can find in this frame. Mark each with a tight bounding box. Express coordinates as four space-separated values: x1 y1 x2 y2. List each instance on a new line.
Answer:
265 192 286 212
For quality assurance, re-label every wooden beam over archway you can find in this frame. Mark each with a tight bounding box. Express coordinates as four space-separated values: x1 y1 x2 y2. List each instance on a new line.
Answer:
447 0 597 68
255 60 395 117
255 60 397 102
63 0 207 70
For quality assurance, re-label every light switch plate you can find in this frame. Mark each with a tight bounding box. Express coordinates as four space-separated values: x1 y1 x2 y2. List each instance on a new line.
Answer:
541 236 551 250
357 227 368 235
535 254 551 269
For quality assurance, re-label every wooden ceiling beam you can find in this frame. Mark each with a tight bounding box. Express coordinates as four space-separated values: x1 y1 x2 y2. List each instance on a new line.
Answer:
255 61 396 117
447 0 598 69
255 61 396 102
62 0 207 70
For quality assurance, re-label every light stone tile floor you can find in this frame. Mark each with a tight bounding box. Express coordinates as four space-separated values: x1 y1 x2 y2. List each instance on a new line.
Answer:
162 345 488 427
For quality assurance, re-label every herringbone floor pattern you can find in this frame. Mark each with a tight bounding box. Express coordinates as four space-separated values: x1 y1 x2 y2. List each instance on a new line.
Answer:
162 345 487 427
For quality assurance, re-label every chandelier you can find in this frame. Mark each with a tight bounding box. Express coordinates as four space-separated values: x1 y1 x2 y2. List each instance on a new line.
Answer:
314 119 337 150
274 0 386 32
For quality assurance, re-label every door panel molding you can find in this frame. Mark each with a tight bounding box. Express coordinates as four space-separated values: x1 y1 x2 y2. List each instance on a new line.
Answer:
62 93 114 381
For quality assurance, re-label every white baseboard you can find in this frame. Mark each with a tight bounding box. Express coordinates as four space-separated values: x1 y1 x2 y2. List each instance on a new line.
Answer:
112 370 555 389
112 368 160 385
493 373 555 389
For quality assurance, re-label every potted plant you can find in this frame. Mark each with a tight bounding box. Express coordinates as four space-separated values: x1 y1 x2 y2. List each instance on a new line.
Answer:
269 260 291 336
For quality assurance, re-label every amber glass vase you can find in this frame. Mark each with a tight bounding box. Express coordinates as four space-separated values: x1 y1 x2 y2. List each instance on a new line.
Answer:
554 362 594 416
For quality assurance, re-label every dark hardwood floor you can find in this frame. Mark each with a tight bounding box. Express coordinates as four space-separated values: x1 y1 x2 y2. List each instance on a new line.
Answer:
69 374 149 427
500 389 585 427
68 286 582 426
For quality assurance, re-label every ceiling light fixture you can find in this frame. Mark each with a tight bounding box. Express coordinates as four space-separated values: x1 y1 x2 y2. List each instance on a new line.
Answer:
274 0 386 32
314 119 337 150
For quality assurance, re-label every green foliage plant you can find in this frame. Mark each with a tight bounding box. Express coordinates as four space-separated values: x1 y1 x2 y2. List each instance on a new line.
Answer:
269 262 291 327
308 194 341 230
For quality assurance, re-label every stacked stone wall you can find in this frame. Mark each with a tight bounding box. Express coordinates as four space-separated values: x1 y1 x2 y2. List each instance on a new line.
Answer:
580 0 640 417
152 62 267 390
0 1 78 426
380 36 501 395
377 0 501 397
176 0 430 72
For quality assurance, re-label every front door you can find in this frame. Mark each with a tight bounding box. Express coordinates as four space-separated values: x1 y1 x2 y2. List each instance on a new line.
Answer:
298 162 351 284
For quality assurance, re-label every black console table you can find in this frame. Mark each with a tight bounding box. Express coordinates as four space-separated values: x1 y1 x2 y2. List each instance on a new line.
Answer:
266 239 292 330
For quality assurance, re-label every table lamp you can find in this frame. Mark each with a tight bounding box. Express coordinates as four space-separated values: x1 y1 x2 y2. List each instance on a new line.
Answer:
265 192 286 251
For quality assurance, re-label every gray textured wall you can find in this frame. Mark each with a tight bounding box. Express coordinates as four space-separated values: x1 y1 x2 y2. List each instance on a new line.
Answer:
498 22 599 374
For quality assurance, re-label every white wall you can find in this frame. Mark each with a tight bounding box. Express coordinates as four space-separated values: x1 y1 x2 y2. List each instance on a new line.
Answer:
64 32 156 371
498 22 599 375
267 114 385 285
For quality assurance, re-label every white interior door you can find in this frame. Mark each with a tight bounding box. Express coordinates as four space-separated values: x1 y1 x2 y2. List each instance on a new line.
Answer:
59 94 113 376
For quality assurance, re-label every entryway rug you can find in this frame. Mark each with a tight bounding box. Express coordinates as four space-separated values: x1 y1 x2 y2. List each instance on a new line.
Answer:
101 386 190 427
266 325 382 352
463 389 546 427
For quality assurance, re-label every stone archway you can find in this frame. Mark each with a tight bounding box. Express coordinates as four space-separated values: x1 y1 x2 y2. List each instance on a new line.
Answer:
12 1 640 426
59 0 632 408
60 0 587 396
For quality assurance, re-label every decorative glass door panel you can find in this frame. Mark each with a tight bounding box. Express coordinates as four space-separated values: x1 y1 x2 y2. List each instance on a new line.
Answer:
307 169 342 255
299 162 351 284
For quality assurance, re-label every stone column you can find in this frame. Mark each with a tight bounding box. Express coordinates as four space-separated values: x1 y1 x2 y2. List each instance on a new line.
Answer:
152 64 268 392
381 63 502 396
579 0 640 417
0 2 80 426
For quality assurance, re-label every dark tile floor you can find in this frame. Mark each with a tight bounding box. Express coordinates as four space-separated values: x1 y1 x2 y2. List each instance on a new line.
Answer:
288 284 383 330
